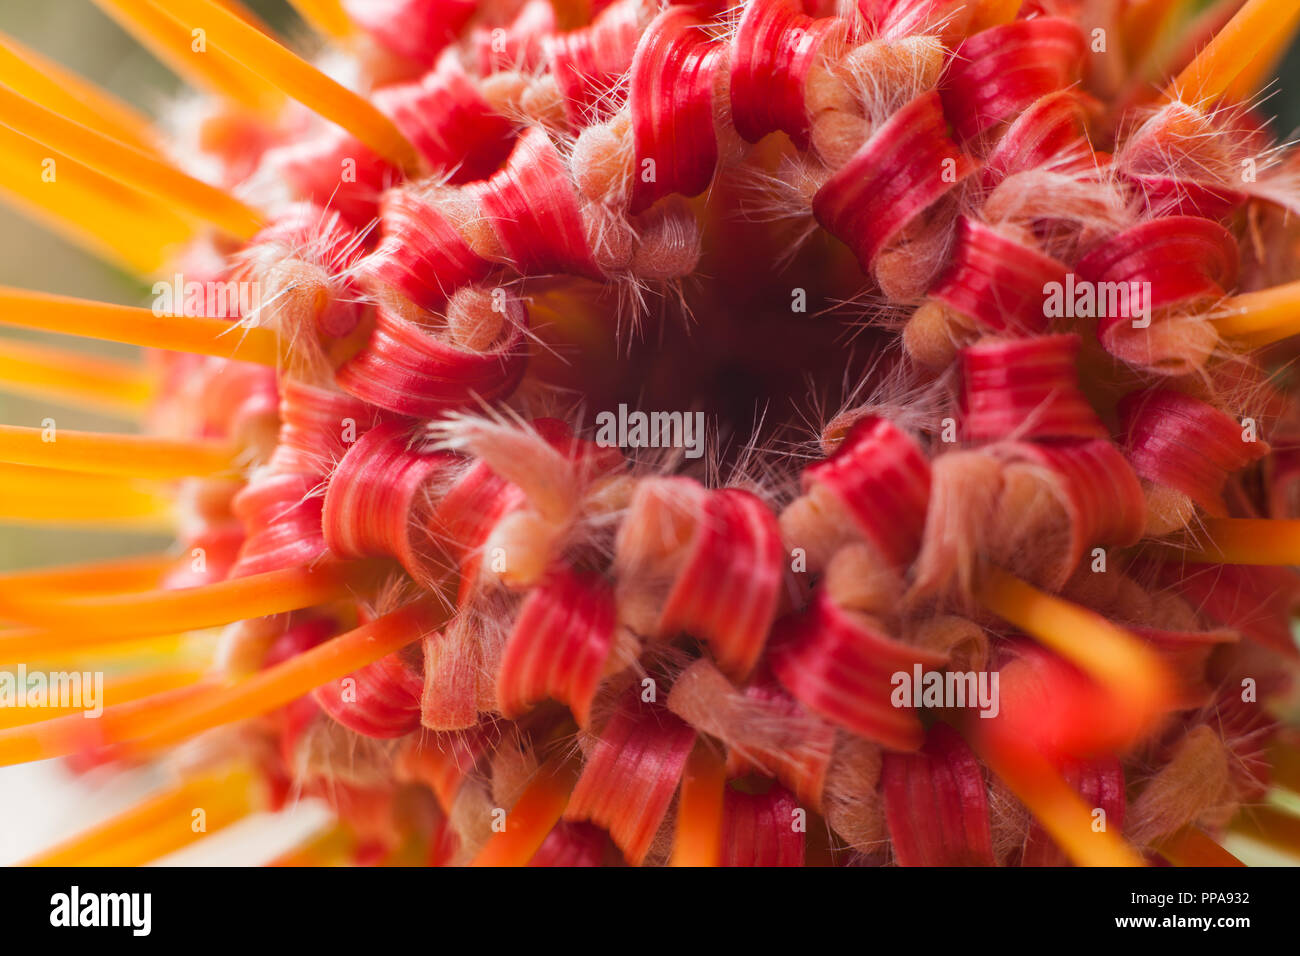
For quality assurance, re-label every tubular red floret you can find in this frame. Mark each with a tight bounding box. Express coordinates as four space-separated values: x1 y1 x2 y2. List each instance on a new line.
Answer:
929 218 1068 335
941 17 1087 145
769 589 949 751
812 92 975 275
802 416 931 568
988 439 1146 586
720 783 805 866
981 91 1094 188
335 295 529 418
322 421 457 584
1019 756 1125 866
655 488 784 681
359 186 493 311
627 5 725 215
477 128 602 278
268 381 387 476
1078 216 1239 348
372 54 517 182
496 565 617 727
472 0 557 74
547 0 645 129
343 0 475 69
529 821 609 866
881 722 995 866
229 472 328 577
1119 388 1268 517
313 650 424 739
729 0 842 150
267 126 395 227
564 692 696 865
960 335 1107 442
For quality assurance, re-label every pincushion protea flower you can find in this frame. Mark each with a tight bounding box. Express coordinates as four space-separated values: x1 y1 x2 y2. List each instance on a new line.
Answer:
1 0 1300 869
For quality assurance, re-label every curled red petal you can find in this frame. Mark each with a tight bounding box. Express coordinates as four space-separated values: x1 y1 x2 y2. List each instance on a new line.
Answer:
230 472 328 578
313 651 423 739
547 0 645 129
720 783 805 866
342 0 475 69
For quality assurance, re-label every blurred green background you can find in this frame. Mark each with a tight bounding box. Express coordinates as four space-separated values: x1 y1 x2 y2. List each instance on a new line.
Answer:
0 0 1297 572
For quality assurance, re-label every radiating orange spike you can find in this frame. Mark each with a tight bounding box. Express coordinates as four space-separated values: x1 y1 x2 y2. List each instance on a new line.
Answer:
0 287 280 366
0 31 161 154
147 0 423 174
1164 0 1300 104
0 425 237 480
1122 0 1188 65
1212 280 1300 346
968 0 1022 32
671 744 726 867
1155 826 1246 866
23 768 256 866
977 568 1174 726
0 126 194 273
0 563 364 638
1229 804 1300 859
975 740 1146 867
0 552 176 599
0 465 173 530
0 340 153 417
0 667 202 730
0 84 264 238
268 826 353 866
1223 10 1300 101
120 599 447 752
288 0 356 39
472 754 580 866
89 0 286 116
1181 517 1300 565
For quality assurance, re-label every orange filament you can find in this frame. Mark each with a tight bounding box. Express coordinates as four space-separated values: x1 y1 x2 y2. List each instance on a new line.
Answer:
0 84 265 238
1212 280 1300 346
0 340 153 417
0 31 161 154
1155 826 1245 866
472 754 580 866
287 0 356 39
120 599 446 753
0 563 364 638
268 826 353 866
0 552 176 599
1164 0 1300 104
0 667 202 730
976 739 1146 867
0 465 173 530
0 425 237 480
977 568 1174 732
0 287 281 366
968 0 1023 33
1223 10 1300 101
671 744 726 867
147 0 424 174
89 0 286 116
1229 804 1300 860
0 126 194 273
1180 517 1300 565
22 767 257 866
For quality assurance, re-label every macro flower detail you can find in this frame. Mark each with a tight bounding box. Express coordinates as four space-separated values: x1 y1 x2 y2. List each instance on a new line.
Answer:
0 0 1298 872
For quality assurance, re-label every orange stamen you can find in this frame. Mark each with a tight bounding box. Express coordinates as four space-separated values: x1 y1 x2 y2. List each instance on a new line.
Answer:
0 552 175 599
1179 517 1300 565
0 667 202 730
0 465 173 530
22 767 257 866
148 0 424 174
0 424 237 480
0 84 265 238
1211 280 1300 346
968 0 1023 33
974 738 1146 867
1164 0 1300 104
89 0 286 116
1154 826 1246 866
472 754 579 866
0 30 161 154
1223 9 1300 101
287 0 356 39
0 287 281 366
1270 740 1300 795
671 743 726 867
976 568 1174 729
1229 804 1300 860
0 562 365 639
268 826 353 866
0 126 194 273
0 340 153 417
